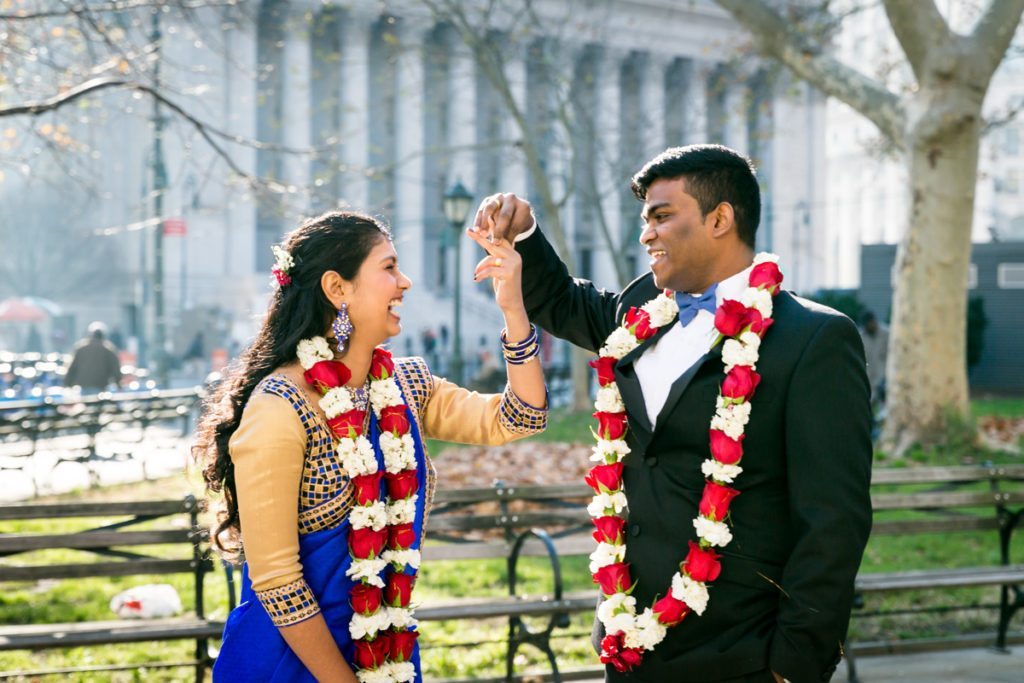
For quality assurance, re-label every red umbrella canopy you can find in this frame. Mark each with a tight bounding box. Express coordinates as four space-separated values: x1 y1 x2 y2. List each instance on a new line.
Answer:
0 297 49 322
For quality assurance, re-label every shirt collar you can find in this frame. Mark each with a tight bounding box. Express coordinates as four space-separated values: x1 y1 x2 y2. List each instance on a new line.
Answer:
715 264 754 306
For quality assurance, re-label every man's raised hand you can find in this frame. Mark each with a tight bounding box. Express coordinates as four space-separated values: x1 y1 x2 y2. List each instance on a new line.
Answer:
471 193 535 243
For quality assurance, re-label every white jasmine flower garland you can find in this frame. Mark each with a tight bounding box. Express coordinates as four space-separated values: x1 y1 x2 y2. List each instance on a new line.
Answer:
586 257 783 672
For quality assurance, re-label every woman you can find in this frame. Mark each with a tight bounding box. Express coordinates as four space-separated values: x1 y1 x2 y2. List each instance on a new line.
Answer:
195 211 546 682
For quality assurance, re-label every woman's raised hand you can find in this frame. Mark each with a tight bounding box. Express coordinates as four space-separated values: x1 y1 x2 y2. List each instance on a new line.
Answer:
468 228 524 316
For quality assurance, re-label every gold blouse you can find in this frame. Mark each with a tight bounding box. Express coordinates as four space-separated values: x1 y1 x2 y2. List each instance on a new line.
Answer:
229 356 547 627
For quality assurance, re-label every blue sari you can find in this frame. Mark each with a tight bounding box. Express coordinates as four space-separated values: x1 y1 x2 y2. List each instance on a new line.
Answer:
214 396 428 682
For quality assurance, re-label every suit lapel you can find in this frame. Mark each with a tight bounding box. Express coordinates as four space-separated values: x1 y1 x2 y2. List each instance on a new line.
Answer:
613 321 673 445
653 338 723 434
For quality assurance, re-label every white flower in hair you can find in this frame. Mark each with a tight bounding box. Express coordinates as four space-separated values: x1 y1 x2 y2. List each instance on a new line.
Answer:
671 574 710 615
296 336 332 369
272 244 295 271
693 516 733 547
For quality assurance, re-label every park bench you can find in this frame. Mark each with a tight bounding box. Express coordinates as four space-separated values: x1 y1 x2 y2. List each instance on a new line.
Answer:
0 494 231 682
0 387 204 494
417 466 1024 683
845 463 1024 681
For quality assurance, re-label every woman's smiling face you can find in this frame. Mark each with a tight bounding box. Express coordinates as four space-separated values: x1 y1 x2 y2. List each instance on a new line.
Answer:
342 239 413 348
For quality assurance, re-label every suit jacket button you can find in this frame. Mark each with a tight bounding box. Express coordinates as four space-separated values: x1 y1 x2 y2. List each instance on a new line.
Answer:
630 524 641 537
645 456 658 467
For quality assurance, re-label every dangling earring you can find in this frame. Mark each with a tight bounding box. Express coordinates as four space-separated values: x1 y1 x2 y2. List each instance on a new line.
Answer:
332 303 353 354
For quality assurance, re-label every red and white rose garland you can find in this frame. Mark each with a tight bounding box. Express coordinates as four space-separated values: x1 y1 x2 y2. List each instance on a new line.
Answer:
586 254 784 672
297 340 421 683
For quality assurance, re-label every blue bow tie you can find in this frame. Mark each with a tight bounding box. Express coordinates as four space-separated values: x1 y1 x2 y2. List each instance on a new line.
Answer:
675 284 718 327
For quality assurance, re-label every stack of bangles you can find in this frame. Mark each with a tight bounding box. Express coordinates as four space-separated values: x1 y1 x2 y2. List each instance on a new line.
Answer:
501 324 540 365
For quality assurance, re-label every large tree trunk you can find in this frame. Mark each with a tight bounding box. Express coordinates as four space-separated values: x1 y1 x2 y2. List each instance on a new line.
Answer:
880 103 981 455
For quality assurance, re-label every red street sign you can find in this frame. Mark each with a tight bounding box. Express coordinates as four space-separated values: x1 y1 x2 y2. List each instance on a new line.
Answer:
163 218 187 236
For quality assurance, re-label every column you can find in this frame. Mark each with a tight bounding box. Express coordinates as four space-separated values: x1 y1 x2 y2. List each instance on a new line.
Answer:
340 9 374 210
394 20 427 284
282 5 312 215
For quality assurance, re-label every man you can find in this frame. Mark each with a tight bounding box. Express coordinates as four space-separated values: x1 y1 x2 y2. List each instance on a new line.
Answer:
475 145 872 682
858 310 888 408
64 322 122 393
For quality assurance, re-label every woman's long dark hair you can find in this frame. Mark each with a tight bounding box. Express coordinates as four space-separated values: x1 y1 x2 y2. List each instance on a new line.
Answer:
193 211 391 555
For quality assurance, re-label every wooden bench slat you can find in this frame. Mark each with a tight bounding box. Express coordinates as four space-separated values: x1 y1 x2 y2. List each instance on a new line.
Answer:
0 559 204 582
432 484 590 505
423 536 593 562
856 564 1024 592
0 530 192 553
871 516 999 535
418 591 596 621
0 617 224 651
429 511 590 533
871 489 1024 510
0 500 194 521
870 465 1024 485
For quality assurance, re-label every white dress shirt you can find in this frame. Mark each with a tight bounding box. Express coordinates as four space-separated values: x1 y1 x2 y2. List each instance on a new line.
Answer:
633 265 753 427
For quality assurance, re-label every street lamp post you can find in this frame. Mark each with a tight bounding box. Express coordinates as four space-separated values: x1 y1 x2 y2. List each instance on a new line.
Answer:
443 180 473 385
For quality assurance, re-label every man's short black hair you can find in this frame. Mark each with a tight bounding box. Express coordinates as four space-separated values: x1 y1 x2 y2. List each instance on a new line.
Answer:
860 310 877 326
631 144 761 249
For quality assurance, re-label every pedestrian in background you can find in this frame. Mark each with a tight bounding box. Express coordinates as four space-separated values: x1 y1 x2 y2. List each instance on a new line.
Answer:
64 322 122 393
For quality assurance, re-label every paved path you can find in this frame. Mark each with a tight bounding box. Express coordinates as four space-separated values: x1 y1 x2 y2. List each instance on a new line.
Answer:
0 425 191 502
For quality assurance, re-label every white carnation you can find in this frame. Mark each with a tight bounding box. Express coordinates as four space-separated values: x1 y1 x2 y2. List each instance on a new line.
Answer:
588 541 626 574
670 573 710 615
710 412 745 440
594 384 625 413
702 459 744 483
587 491 627 516
740 287 773 318
624 607 668 650
350 500 388 531
716 401 751 426
369 378 404 412
386 661 417 683
349 610 389 640
382 548 421 569
604 611 637 637
338 436 378 476
641 293 679 327
387 606 418 630
753 252 779 265
591 438 631 463
722 338 759 372
693 516 733 547
346 558 388 586
739 331 761 350
600 327 640 360
380 433 416 473
296 337 332 369
387 496 418 525
597 593 637 630
320 386 355 419
356 667 392 683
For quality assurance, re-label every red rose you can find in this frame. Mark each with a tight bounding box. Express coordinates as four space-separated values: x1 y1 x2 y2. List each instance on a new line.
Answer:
384 571 416 607
384 469 419 500
353 633 390 669
749 261 783 294
760 318 774 335
592 516 626 544
328 409 366 439
370 347 395 380
708 429 744 465
389 629 419 661
303 360 351 395
593 562 632 596
652 593 690 626
350 583 383 615
714 299 749 337
593 411 628 440
721 365 761 402
349 526 388 559
351 472 384 505
624 307 656 341
682 540 722 582
585 462 624 494
699 480 740 522
599 632 643 672
388 522 417 550
743 306 765 334
379 404 410 435
589 356 617 387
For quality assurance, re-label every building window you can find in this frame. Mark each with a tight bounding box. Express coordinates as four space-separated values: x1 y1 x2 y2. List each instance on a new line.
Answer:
997 263 1024 289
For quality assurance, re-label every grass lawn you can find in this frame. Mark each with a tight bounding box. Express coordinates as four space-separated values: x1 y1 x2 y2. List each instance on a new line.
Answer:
2 397 1022 680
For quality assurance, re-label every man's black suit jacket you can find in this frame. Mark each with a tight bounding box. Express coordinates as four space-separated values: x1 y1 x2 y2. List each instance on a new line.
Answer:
516 230 873 683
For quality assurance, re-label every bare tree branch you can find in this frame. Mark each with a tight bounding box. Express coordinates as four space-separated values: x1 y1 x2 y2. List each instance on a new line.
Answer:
715 0 907 147
881 0 951 79
967 0 1024 81
0 0 237 21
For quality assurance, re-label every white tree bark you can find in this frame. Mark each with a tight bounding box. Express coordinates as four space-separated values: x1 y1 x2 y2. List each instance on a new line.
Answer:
714 0 1024 454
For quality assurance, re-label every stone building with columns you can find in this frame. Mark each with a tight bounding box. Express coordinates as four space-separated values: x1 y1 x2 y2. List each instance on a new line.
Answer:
2 0 827 370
